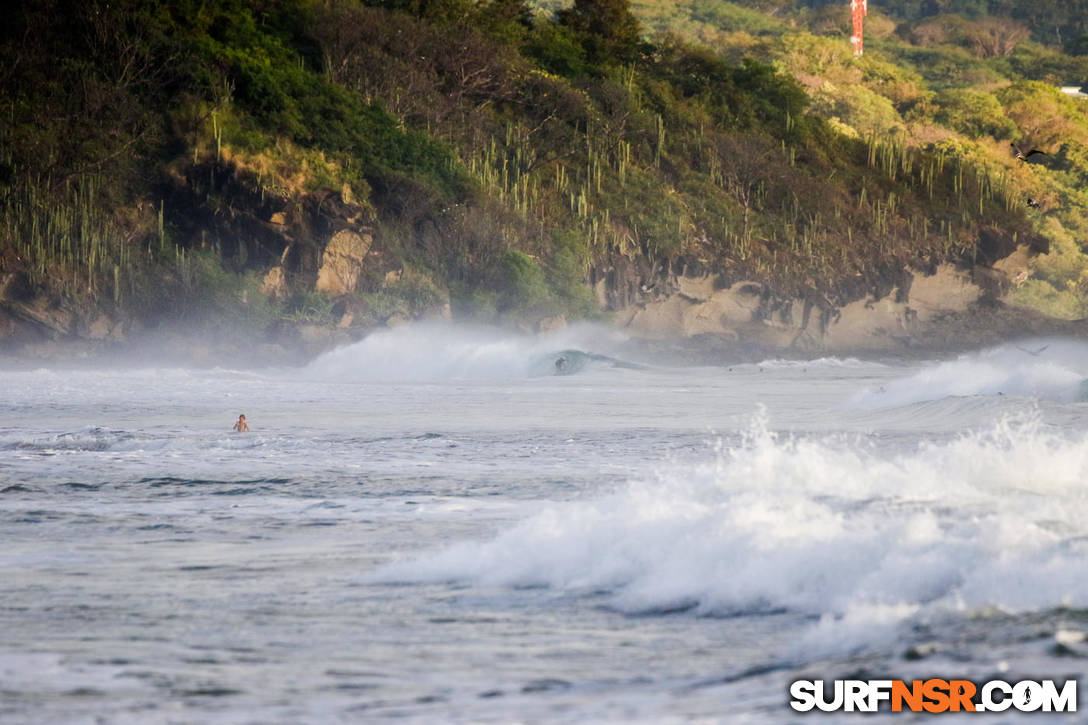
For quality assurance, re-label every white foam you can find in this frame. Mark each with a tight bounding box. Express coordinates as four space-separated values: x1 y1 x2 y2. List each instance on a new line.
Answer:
370 411 1088 653
753 356 878 370
302 322 629 382
853 338 1088 407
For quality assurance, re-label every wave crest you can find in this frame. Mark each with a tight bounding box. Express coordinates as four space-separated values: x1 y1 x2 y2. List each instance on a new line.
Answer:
370 413 1088 639
303 323 632 381
853 339 1088 407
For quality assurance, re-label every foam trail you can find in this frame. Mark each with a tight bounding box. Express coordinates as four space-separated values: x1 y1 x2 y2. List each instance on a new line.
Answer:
370 412 1088 653
752 357 878 370
852 338 1088 407
302 322 630 382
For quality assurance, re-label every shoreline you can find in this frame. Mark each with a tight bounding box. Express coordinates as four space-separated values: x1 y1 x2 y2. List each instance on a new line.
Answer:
2 302 1084 371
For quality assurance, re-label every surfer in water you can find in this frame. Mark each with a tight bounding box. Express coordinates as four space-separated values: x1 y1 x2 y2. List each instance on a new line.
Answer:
233 414 250 432
555 356 568 374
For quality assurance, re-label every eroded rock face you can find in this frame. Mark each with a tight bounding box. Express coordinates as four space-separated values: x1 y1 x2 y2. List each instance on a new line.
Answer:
315 229 373 296
85 314 116 341
6 296 73 337
613 255 1028 353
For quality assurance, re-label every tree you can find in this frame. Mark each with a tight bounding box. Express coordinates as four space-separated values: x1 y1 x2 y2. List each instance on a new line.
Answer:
933 88 1018 138
360 0 474 23
556 0 644 65
483 0 533 28
997 80 1084 149
475 0 536 45
962 17 1029 58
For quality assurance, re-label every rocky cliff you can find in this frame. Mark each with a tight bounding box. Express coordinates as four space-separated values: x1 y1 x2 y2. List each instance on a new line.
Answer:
2 218 1071 365
593 229 1074 358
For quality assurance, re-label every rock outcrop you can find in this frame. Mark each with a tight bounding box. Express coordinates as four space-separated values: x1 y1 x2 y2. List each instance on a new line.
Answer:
607 238 1057 355
315 229 373 296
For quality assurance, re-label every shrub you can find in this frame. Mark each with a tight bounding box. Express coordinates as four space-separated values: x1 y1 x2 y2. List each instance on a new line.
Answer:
1009 279 1084 319
498 249 551 312
932 89 1017 139
285 290 335 323
381 268 449 315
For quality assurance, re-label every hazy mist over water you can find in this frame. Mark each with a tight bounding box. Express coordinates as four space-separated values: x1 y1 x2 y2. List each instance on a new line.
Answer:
3 324 1088 722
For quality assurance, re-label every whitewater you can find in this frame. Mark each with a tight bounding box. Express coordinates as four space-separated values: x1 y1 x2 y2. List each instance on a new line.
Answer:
3 323 1088 722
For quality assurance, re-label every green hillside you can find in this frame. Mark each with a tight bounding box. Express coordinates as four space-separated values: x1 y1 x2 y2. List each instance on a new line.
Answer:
3 0 1087 349
566 0 1088 317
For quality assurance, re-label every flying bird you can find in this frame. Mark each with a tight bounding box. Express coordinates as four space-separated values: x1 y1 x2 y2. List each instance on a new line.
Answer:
1014 344 1049 356
1011 143 1046 162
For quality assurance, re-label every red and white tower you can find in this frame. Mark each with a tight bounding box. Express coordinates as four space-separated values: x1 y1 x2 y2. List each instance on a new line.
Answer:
850 0 867 56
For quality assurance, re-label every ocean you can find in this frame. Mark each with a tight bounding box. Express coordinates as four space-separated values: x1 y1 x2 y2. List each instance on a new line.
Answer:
2 323 1086 723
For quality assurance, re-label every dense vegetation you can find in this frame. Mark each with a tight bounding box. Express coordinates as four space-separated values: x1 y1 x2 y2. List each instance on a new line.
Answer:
584 0 1088 315
2 0 1088 342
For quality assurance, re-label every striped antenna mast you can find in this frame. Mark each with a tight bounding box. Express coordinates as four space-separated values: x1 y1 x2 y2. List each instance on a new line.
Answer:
850 0 867 56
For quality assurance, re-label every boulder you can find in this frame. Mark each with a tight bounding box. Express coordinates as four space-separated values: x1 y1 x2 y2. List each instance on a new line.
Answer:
315 229 373 296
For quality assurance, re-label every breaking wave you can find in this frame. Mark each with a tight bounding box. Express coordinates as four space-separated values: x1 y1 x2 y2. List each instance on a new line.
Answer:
853 338 1088 407
370 412 1088 650
751 357 877 370
302 322 636 382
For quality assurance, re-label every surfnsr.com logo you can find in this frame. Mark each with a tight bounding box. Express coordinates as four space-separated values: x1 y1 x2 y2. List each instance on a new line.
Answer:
789 679 1077 713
